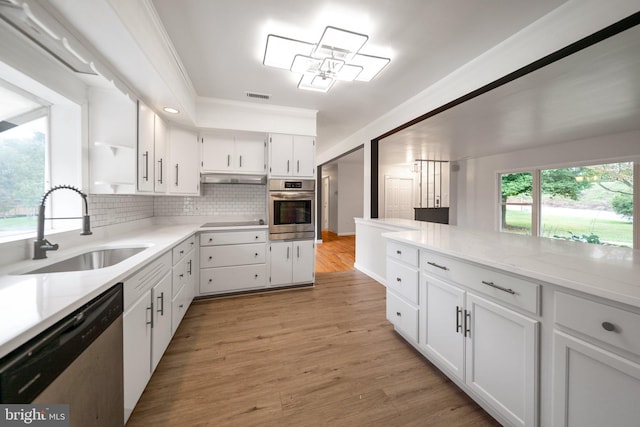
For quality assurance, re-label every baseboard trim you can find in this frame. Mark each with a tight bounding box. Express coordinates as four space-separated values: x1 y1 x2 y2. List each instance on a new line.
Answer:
354 263 386 286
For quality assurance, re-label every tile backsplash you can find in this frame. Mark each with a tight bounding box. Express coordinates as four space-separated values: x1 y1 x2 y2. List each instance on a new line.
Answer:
154 184 267 217
88 184 267 228
88 195 154 228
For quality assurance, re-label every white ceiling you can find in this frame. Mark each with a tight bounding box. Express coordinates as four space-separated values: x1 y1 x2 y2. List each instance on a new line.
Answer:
380 22 640 164
151 0 567 153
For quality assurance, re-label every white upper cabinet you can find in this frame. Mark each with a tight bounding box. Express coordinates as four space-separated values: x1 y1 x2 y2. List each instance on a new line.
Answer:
168 126 200 195
137 101 155 193
268 133 315 178
154 115 168 193
138 101 168 194
201 130 266 174
88 87 137 194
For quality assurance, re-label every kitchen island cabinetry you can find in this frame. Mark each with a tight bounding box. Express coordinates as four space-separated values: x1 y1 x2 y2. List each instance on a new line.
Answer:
201 130 266 174
552 292 640 427
199 229 267 295
168 126 200 195
268 133 315 178
379 221 640 427
269 240 315 287
420 247 540 427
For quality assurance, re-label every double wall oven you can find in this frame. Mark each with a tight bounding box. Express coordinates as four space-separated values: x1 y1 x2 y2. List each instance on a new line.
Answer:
268 179 315 240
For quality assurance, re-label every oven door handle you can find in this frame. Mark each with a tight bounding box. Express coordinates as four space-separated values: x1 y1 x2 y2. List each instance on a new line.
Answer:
270 192 313 200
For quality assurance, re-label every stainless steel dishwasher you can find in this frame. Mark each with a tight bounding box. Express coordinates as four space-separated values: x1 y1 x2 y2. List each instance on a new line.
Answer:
0 283 124 426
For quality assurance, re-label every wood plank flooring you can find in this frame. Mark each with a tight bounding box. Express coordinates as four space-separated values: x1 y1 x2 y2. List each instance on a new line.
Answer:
126 270 500 426
315 231 356 273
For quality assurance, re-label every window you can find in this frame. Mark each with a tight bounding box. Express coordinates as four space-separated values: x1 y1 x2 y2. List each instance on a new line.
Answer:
500 162 635 248
0 80 49 238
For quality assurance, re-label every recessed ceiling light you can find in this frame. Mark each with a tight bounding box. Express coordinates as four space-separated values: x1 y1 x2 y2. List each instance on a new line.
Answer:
163 107 179 114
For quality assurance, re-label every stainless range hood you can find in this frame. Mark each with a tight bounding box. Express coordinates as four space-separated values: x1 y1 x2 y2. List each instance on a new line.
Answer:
200 174 267 185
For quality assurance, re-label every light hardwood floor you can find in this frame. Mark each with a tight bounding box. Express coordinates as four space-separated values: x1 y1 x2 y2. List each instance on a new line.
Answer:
315 231 356 273
127 270 500 426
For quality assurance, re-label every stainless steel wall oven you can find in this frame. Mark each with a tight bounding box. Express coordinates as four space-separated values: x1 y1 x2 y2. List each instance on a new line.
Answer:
268 179 315 240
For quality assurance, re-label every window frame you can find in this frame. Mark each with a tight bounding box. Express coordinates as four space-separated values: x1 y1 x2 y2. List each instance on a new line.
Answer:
498 159 638 249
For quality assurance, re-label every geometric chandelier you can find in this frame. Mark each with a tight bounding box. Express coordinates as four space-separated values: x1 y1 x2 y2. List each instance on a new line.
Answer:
263 26 390 93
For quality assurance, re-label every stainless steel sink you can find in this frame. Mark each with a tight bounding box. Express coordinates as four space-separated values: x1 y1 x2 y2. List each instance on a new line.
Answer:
23 247 147 274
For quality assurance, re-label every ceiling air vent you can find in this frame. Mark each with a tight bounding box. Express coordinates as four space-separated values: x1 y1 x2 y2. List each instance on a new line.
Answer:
246 91 270 100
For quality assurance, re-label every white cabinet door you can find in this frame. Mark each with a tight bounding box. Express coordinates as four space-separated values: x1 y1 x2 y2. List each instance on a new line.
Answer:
292 240 315 283
151 272 172 372
154 115 167 193
270 241 293 286
235 135 265 173
292 135 315 178
137 101 155 192
123 290 152 422
168 126 200 195
552 331 640 427
424 275 465 381
465 293 538 427
269 133 293 176
201 134 235 172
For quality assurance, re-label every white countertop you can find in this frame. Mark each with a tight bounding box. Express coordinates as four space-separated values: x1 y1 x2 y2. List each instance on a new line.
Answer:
0 220 269 359
371 219 640 309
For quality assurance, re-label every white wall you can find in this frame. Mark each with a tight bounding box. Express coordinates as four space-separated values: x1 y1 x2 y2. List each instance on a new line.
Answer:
456 129 640 231
337 162 364 235
315 0 640 220
197 97 317 136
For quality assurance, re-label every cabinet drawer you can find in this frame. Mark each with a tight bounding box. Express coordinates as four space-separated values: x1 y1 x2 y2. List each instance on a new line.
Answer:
200 264 266 294
421 250 539 315
172 255 194 298
386 241 419 267
124 251 171 310
172 235 195 266
386 259 419 305
171 282 190 333
200 230 267 246
386 290 419 343
555 292 640 356
200 243 265 268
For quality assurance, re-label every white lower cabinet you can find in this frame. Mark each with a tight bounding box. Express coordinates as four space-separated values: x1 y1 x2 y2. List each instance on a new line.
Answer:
552 331 640 427
199 229 267 295
552 291 640 427
123 288 151 423
269 240 315 287
422 274 538 427
151 273 173 372
465 293 538 427
123 236 196 423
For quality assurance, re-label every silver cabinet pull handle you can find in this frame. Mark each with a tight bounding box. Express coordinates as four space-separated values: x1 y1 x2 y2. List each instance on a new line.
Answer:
287 160 290 173
297 160 300 173
146 303 154 327
456 306 462 333
297 246 300 258
481 280 515 295
239 155 243 168
396 250 402 255
396 311 401 317
227 154 231 167
157 292 164 315
396 277 401 282
158 158 163 184
175 164 179 186
142 151 149 181
187 259 192 275
254 274 259 279
602 322 617 332
427 261 449 271
464 310 471 337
